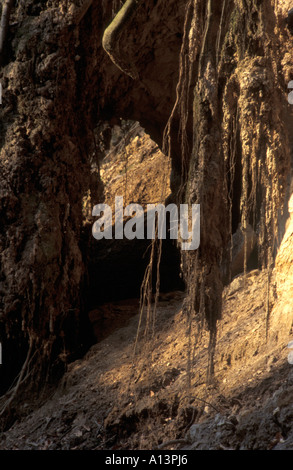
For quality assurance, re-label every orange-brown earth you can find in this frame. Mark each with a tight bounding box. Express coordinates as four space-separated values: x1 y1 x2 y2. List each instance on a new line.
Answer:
0 267 292 450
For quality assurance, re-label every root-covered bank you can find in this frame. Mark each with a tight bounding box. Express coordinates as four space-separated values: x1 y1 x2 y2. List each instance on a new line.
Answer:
0 0 292 433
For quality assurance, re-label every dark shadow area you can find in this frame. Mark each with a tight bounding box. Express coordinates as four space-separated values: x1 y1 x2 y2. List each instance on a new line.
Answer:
86 235 185 308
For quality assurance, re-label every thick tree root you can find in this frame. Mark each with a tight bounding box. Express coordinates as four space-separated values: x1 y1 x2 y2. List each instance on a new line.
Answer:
102 0 141 79
0 0 14 67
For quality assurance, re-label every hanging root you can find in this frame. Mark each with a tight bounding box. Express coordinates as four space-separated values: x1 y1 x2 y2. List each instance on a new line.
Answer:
0 0 14 67
102 0 141 79
0 336 34 419
133 223 164 357
163 0 195 198
134 238 156 355
134 122 170 357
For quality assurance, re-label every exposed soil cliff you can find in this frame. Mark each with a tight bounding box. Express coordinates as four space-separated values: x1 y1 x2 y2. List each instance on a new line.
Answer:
0 0 185 405
0 0 292 449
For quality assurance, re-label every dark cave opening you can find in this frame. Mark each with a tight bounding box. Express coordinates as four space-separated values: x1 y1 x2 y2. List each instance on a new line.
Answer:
83 121 185 338
86 235 185 309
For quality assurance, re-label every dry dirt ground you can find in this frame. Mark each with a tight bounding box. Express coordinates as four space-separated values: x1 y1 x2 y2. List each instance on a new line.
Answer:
0 269 292 450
